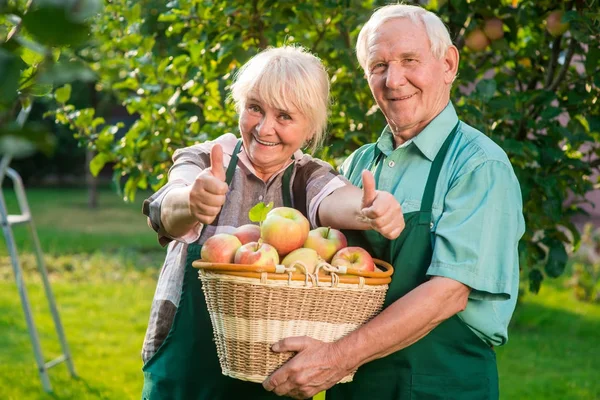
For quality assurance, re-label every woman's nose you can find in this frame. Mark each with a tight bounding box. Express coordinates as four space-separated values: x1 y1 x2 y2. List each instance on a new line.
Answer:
386 64 407 89
256 116 274 136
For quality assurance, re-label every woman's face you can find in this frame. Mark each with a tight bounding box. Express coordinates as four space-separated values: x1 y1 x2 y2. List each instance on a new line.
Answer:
239 94 313 181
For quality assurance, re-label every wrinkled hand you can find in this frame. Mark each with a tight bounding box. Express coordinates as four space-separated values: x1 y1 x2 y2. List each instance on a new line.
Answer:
262 337 351 399
189 144 229 224
360 170 405 240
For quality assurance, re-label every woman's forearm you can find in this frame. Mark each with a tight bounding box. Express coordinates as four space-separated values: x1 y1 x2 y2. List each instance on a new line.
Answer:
160 186 200 238
317 186 372 230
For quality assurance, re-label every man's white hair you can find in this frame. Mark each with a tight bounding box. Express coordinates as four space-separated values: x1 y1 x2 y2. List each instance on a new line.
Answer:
356 4 453 72
230 46 330 153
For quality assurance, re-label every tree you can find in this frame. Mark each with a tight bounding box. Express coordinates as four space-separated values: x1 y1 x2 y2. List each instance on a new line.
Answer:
0 0 101 208
48 0 599 292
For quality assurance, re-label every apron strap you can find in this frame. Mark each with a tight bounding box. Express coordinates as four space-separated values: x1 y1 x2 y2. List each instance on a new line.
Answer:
281 160 295 209
225 140 243 186
419 121 460 214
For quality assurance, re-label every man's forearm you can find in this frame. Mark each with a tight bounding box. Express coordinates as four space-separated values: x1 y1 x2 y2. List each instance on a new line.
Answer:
160 186 199 238
318 186 371 230
334 277 470 370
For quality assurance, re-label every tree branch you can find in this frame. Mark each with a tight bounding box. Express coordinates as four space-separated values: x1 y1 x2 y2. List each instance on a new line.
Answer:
544 35 562 87
548 38 578 92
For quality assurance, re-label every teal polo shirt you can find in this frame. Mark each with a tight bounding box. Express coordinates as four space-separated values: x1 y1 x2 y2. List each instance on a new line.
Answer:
340 102 525 346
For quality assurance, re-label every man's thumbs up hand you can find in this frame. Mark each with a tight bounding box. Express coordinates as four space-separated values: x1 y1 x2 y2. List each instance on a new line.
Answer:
360 170 405 240
189 144 230 225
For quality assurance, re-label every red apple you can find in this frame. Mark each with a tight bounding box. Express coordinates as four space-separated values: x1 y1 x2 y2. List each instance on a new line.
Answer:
281 248 322 274
464 29 490 52
234 241 279 266
483 18 504 41
261 207 310 256
331 247 375 273
546 10 569 37
233 224 261 245
201 233 242 264
303 227 347 263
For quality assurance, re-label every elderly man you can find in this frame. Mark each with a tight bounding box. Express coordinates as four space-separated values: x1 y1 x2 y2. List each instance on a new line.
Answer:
263 4 525 400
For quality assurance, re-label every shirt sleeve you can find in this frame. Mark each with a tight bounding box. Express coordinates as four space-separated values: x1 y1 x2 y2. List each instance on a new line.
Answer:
296 156 351 228
427 160 525 301
142 134 238 246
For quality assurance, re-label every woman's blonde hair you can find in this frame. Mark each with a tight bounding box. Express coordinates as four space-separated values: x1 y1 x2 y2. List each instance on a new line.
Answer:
230 46 330 153
356 4 453 72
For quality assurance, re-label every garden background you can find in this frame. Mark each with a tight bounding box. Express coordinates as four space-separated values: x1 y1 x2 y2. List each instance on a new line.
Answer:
1 0 599 399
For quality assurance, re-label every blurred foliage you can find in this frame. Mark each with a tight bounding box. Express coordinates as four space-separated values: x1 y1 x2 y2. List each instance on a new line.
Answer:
0 0 102 159
42 0 600 290
567 224 600 303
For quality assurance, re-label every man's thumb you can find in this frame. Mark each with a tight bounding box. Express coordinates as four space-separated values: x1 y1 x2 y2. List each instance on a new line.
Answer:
210 144 226 181
361 170 377 208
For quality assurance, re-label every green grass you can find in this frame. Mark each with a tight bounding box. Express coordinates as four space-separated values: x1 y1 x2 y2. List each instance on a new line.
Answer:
1 188 599 399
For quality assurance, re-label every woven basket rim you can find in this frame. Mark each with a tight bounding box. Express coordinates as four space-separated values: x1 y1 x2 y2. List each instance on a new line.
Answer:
192 258 393 286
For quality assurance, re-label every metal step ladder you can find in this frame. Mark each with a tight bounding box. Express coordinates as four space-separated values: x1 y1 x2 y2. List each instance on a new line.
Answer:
0 154 77 392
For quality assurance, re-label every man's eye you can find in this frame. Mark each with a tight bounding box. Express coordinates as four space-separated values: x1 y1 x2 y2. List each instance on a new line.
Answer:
371 62 386 71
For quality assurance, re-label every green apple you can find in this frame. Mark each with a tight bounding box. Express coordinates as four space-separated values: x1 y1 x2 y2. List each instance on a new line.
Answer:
233 224 261 245
331 247 375 273
465 29 490 52
546 10 569 37
303 227 347 263
201 233 242 263
234 241 279 266
281 248 322 274
261 207 310 256
483 18 504 41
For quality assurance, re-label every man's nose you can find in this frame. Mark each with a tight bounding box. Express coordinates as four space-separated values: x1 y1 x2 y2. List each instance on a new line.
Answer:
385 64 407 89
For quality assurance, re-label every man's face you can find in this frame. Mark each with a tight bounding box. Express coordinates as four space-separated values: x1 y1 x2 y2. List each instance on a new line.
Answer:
366 18 456 143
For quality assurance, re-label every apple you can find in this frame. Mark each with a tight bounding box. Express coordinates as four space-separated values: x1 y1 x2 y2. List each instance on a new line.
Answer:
483 18 504 41
281 248 322 274
303 227 347 263
234 241 279 266
233 224 261 245
331 247 375 274
201 233 242 264
261 207 310 256
546 10 569 37
464 29 490 52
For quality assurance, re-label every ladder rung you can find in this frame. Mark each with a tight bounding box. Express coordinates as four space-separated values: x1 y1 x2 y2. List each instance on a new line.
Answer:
6 214 30 226
44 355 67 370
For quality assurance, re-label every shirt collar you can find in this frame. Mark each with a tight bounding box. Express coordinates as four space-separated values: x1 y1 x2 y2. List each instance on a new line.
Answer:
375 101 459 161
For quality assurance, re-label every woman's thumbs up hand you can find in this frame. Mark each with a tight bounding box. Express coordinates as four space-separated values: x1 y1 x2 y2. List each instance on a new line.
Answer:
189 144 230 225
360 170 405 240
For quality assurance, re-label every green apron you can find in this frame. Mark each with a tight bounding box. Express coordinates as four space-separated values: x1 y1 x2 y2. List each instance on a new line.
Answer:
141 141 301 400
327 122 499 400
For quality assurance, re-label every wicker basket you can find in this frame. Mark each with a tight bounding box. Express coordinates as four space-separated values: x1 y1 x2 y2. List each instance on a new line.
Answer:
192 258 393 384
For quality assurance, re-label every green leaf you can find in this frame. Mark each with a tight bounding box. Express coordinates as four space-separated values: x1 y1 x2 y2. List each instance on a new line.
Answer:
89 152 111 177
55 84 72 104
528 268 543 294
585 46 599 77
0 49 25 104
28 82 53 97
544 240 568 278
22 5 90 47
476 79 497 102
248 201 274 223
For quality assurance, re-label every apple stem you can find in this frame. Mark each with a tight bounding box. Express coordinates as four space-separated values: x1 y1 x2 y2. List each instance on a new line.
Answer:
325 226 331 238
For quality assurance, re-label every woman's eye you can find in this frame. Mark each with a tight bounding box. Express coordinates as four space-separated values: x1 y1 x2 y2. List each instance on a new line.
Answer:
279 113 292 120
248 104 261 113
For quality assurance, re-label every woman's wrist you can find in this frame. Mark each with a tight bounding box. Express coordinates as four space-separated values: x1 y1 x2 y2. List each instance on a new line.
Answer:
161 186 198 238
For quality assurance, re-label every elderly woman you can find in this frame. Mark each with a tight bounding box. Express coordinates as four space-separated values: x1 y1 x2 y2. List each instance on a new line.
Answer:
140 46 404 399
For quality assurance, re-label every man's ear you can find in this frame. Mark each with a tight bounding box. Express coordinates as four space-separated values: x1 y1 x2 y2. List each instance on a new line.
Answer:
444 45 460 85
